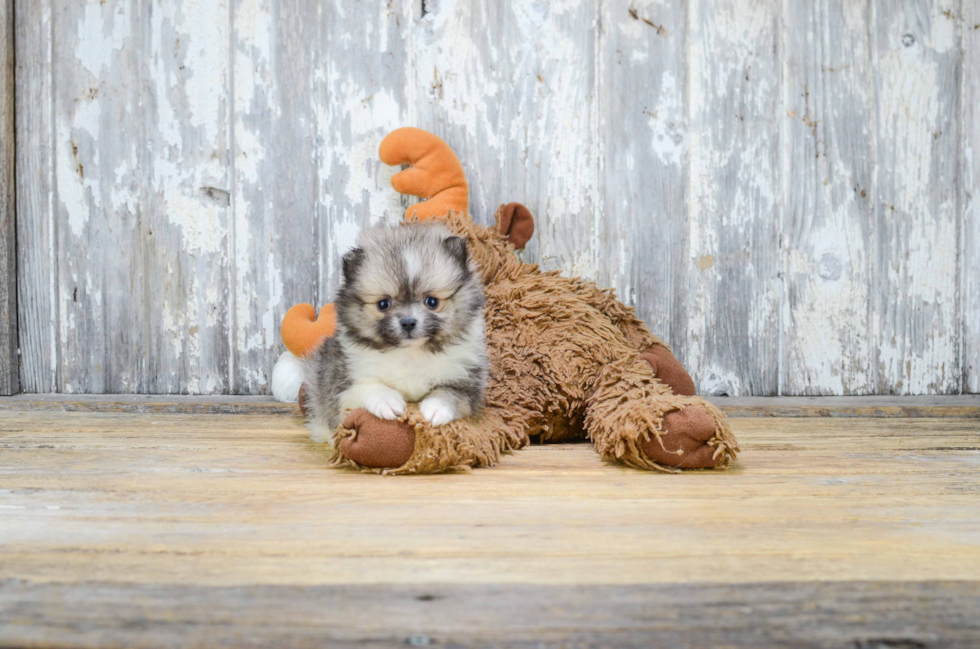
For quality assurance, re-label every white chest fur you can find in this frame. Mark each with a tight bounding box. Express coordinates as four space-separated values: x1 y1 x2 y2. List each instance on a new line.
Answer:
344 332 484 402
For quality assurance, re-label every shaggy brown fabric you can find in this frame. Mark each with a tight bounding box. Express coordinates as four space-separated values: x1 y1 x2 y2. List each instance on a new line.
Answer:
640 345 697 397
328 211 739 474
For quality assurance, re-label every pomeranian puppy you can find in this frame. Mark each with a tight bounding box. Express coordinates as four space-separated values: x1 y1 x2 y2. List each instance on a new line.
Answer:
303 222 488 444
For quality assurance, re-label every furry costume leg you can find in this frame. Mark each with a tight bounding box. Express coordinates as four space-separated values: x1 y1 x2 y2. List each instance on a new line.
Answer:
584 357 739 472
329 404 530 474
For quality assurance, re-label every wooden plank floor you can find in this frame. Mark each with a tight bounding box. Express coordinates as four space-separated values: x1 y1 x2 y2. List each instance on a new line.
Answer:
1 402 979 647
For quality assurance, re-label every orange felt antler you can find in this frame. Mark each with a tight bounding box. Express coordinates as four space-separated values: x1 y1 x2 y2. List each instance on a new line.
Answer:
379 127 469 220
281 303 336 358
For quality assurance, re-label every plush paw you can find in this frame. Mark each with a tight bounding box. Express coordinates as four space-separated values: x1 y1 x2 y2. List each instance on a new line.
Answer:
339 409 416 469
363 388 406 420
642 406 724 469
420 396 458 426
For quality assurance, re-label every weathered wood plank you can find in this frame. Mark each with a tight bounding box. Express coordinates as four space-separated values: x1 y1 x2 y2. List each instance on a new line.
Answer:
873 1 961 394
412 1 599 277
963 5 979 393
143 0 232 394
52 0 145 392
3 394 980 418
3 580 979 648
9 0 979 398
781 0 875 395
598 1 689 356
315 0 413 301
231 0 320 394
1 411 979 609
0 0 16 394
13 0 55 393
686 0 781 396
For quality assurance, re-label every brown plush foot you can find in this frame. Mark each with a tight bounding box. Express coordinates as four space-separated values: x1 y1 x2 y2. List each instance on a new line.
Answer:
640 346 697 396
297 384 309 417
338 409 416 469
641 406 722 469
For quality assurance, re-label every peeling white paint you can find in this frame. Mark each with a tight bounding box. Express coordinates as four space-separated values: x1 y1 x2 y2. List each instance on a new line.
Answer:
58 98 101 237
74 2 131 77
165 192 226 255
20 0 978 396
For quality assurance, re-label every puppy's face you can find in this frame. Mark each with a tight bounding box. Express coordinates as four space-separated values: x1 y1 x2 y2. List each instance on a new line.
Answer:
336 224 484 352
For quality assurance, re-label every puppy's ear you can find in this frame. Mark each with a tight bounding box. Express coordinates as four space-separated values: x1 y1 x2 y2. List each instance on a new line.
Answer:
442 236 469 267
495 202 534 249
342 248 365 284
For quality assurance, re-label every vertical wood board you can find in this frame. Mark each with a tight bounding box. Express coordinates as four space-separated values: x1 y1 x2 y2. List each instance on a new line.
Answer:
962 4 979 393
0 0 16 394
686 0 782 396
780 0 875 395
8 0 980 395
14 0 55 393
0 0 15 395
598 0 689 355
872 0 961 394
315 0 414 303
231 0 320 393
51 0 144 393
412 0 599 278
143 0 232 394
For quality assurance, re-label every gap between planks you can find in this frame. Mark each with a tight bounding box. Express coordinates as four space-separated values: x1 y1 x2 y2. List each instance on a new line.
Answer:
0 394 978 417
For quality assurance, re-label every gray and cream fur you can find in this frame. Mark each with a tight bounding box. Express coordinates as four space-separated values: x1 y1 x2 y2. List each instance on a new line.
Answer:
304 222 488 444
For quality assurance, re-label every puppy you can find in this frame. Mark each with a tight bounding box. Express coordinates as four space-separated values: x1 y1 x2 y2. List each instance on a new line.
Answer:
304 222 488 444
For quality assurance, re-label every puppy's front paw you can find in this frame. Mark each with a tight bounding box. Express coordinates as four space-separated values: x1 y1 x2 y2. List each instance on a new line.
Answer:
420 396 458 426
364 388 406 421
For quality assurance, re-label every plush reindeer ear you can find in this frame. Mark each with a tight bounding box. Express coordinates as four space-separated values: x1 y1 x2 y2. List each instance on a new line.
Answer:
342 248 365 283
495 202 535 249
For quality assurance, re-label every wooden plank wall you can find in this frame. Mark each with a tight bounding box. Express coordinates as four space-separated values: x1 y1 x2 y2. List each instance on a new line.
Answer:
11 0 980 396
0 0 15 395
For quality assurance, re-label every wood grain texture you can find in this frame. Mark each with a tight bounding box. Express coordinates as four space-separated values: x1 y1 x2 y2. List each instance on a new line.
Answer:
231 0 317 394
412 0 599 275
0 0 15 395
963 4 979 394
144 0 232 394
781 0 875 395
3 580 979 648
51 0 145 393
686 0 781 395
598 0 689 355
315 0 413 299
2 394 980 418
10 0 980 396
13 0 55 394
1 410 979 646
873 1 961 394
1 411 979 586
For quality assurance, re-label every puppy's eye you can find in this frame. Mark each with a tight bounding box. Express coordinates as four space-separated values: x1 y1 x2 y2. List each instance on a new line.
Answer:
377 298 391 312
424 296 439 310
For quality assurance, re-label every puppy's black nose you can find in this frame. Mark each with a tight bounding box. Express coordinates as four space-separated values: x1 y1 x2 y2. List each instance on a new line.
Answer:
400 317 417 333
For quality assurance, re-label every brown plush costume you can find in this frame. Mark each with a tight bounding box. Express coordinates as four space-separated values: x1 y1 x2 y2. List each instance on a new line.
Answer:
282 128 738 473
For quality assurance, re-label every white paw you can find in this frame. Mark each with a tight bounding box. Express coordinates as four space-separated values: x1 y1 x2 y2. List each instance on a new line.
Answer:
308 422 334 446
271 351 305 403
420 396 458 426
364 389 406 420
